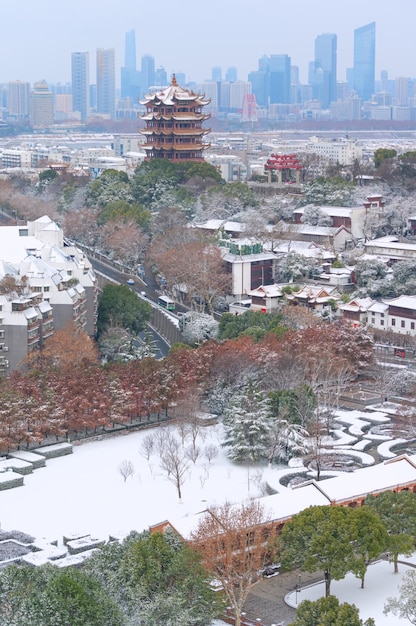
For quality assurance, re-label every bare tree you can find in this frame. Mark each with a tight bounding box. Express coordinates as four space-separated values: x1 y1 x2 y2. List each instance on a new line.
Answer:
190 500 270 626
140 433 155 461
118 460 135 483
185 444 201 464
203 444 219 464
158 432 189 500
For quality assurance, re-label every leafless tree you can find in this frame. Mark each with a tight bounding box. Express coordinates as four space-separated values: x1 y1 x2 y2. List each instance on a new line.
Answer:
185 444 201 465
158 432 189 500
190 499 270 626
118 459 135 483
203 444 219 464
139 433 155 461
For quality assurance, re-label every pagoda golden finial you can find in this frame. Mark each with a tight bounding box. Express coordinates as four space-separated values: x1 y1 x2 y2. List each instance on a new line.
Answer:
171 74 177 86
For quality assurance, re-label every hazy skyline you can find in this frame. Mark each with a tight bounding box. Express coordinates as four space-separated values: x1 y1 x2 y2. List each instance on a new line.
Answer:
1 0 414 87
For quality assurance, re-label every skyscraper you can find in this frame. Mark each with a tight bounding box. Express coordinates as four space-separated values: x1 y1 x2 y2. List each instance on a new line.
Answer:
71 52 89 121
313 33 337 108
8 80 30 121
269 54 291 104
141 54 155 93
121 30 141 99
353 22 375 102
211 66 222 82
96 48 115 118
30 80 54 127
124 29 136 70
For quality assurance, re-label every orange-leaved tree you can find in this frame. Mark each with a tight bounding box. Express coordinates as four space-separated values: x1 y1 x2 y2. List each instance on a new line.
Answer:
190 499 271 626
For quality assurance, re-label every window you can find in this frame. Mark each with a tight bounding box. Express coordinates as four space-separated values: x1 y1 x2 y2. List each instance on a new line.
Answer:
391 318 396 326
401 320 406 328
380 319 384 326
411 322 415 330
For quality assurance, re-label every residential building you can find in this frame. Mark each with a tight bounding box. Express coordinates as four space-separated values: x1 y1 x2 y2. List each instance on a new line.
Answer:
71 52 89 121
293 204 366 240
30 80 54 127
8 81 30 122
222 245 275 298
305 135 363 165
0 216 97 373
353 22 376 102
96 48 116 118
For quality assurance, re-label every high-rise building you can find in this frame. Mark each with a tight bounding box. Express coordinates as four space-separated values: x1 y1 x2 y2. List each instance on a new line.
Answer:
353 22 375 102
155 66 168 86
124 29 136 70
71 52 89 121
140 54 155 92
8 80 30 121
312 33 337 108
212 66 222 82
225 67 237 82
121 30 141 100
96 48 116 118
269 54 291 104
395 77 410 106
30 80 54 127
248 56 269 107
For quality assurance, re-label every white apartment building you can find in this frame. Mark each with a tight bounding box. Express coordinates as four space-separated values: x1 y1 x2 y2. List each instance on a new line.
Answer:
306 136 363 165
0 216 96 373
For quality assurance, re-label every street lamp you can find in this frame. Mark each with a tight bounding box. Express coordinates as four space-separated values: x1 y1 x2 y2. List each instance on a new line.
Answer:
295 574 301 605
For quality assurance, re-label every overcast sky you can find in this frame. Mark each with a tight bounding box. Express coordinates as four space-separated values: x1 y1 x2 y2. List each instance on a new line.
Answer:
1 0 414 87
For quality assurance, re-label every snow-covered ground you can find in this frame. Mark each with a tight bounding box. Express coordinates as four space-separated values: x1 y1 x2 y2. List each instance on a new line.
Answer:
0 423 271 542
0 410 414 625
286 553 416 625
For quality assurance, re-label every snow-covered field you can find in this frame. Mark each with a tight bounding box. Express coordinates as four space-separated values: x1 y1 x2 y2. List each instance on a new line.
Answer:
0 423 270 542
1 411 414 625
286 553 416 625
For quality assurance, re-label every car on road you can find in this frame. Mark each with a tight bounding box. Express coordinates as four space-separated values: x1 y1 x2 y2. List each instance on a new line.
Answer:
127 279 135 285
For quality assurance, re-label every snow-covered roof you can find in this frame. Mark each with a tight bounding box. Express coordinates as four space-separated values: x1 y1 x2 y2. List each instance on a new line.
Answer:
338 297 373 312
222 252 276 263
247 284 283 298
367 301 389 313
383 295 416 310
294 206 362 218
318 455 416 504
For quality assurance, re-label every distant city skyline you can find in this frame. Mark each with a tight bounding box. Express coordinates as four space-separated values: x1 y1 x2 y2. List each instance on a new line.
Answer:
0 0 415 87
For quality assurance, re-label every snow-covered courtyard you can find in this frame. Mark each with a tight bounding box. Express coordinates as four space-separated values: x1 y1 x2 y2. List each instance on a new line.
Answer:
0 408 415 625
286 554 416 625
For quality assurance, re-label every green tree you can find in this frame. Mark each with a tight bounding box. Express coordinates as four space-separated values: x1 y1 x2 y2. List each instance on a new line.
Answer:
0 563 124 626
289 596 375 626
85 531 222 626
218 310 284 340
98 199 151 230
350 506 389 588
278 505 356 597
97 284 152 336
365 491 416 573
222 383 272 462
374 148 397 168
269 385 316 427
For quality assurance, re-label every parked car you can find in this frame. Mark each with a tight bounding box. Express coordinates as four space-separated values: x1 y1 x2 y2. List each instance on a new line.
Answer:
262 563 280 578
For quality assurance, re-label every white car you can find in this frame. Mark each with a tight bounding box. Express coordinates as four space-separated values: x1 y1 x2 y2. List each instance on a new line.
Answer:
127 279 135 285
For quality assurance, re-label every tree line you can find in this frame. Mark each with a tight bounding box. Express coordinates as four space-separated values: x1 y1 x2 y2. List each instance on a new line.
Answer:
0 317 373 456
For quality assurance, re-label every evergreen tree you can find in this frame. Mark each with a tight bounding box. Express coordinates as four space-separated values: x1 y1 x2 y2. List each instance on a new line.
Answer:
222 384 271 462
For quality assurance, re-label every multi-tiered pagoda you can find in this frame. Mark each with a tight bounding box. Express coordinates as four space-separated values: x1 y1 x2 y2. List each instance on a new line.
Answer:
139 75 211 161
